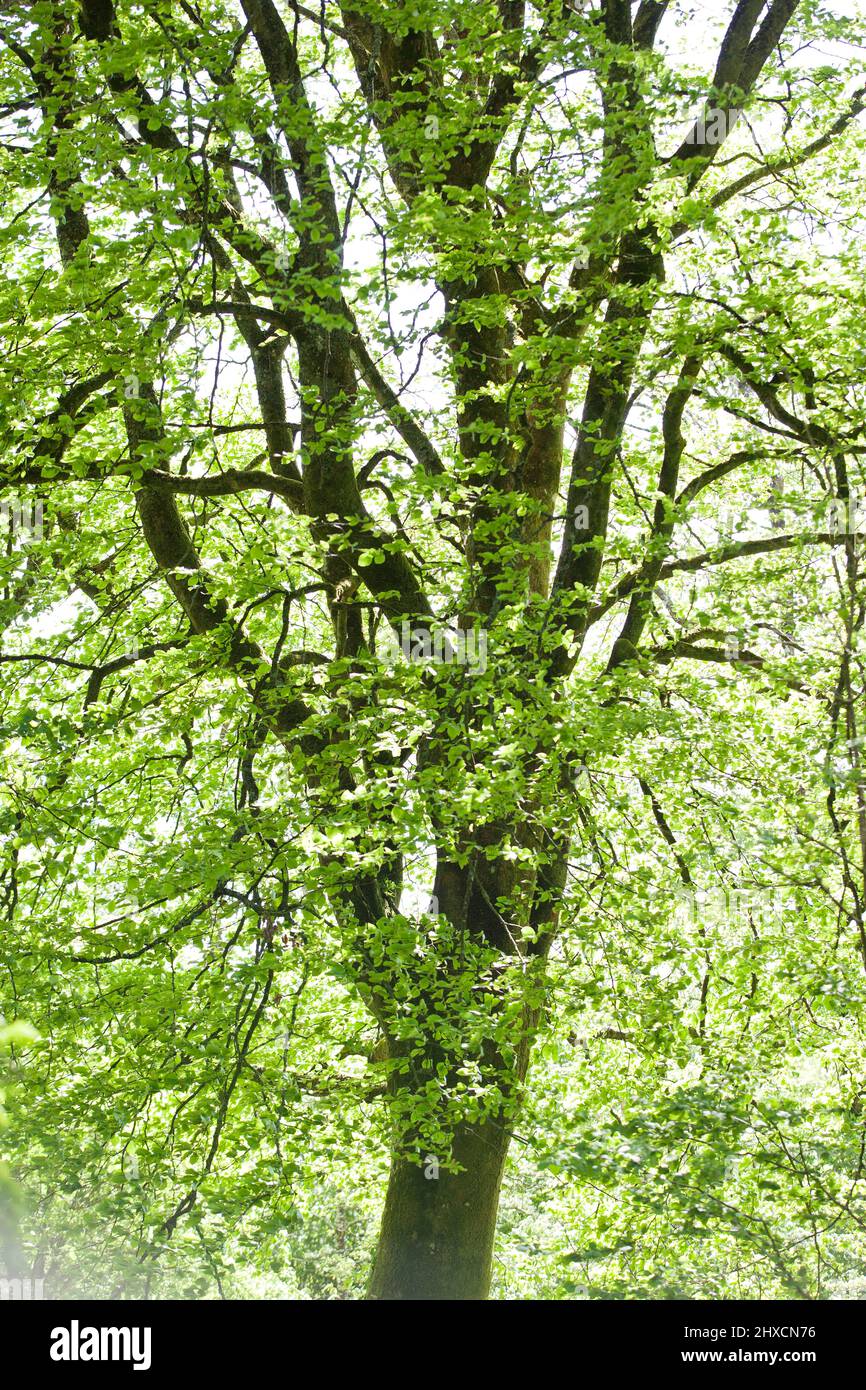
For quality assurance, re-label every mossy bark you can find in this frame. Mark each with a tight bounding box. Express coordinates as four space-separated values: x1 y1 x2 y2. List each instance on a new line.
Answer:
367 1120 511 1301
365 868 555 1302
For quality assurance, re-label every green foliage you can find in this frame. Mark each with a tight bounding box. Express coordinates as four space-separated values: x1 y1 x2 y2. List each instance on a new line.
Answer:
1 0 866 1298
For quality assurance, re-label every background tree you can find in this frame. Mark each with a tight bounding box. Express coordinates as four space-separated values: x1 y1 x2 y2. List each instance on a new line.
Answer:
2 0 866 1300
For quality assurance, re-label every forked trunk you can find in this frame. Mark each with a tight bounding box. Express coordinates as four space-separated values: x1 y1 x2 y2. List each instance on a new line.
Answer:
367 1119 511 1300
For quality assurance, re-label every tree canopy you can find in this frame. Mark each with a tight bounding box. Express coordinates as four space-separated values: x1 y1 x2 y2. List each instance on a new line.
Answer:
2 0 866 1300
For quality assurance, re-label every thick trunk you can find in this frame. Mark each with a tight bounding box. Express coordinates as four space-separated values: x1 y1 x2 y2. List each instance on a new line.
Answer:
365 857 558 1301
367 1120 511 1300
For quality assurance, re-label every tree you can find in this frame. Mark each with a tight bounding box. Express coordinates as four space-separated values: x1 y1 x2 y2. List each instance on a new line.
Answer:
2 0 866 1301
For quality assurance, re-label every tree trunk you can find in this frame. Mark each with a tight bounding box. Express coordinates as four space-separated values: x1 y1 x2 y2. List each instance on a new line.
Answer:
367 1120 511 1300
